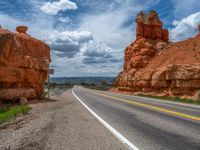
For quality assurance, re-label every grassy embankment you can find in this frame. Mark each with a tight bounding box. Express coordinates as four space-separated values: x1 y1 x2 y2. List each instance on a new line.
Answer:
0 105 31 124
137 94 200 105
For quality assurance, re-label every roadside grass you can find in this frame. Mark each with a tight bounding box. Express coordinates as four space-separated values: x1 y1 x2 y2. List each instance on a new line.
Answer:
136 94 200 105
0 105 31 124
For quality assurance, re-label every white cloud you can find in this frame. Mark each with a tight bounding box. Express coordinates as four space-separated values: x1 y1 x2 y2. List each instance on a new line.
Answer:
81 40 115 65
170 12 200 41
82 41 113 58
40 0 77 15
46 30 93 58
58 16 71 23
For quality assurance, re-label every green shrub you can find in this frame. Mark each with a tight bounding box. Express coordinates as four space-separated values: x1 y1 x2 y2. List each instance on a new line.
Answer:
0 105 31 124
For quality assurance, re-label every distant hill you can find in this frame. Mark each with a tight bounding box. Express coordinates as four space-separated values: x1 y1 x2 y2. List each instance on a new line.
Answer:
50 77 115 84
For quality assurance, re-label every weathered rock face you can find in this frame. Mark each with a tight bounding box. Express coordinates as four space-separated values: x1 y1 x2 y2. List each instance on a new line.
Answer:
114 11 200 100
16 26 28 34
0 26 50 101
136 10 168 42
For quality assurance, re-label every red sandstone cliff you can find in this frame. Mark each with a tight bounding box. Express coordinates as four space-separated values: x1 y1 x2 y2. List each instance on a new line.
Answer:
114 11 200 100
0 26 50 101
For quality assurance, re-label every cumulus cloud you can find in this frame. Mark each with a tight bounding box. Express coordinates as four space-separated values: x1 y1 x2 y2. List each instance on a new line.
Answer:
46 30 93 58
40 0 77 15
170 12 200 41
82 41 112 58
81 41 114 65
81 40 123 65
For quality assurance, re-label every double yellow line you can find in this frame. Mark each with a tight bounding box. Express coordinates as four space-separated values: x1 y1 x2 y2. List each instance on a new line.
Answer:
85 89 200 121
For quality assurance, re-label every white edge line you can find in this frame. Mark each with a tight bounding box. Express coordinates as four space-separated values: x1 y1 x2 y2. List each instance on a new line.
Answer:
72 87 139 150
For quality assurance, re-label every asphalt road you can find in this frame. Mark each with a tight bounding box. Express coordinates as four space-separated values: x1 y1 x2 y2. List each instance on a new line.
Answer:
72 86 200 150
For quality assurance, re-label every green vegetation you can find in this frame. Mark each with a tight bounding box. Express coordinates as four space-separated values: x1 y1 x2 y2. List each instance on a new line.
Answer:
0 105 31 124
47 77 115 93
137 94 200 105
81 81 113 91
48 83 73 95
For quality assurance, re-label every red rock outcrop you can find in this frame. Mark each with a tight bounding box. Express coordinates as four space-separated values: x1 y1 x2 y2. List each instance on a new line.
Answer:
136 10 168 42
16 26 28 34
0 26 50 101
114 11 200 100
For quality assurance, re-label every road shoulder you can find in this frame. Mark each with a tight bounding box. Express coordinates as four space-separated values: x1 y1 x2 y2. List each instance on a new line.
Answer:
0 89 127 150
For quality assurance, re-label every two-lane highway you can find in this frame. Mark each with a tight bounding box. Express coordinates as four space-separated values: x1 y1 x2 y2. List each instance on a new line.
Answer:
72 86 200 150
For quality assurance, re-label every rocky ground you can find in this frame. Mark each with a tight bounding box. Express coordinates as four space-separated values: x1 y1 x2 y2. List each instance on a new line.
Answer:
0 89 127 150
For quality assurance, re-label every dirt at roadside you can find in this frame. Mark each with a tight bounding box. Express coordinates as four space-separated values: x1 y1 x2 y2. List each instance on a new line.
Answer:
0 89 127 150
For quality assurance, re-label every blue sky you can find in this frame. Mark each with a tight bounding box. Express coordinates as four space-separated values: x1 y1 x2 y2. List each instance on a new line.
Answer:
0 0 200 77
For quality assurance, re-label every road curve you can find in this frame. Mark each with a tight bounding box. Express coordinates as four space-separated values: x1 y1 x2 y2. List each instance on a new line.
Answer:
72 86 200 150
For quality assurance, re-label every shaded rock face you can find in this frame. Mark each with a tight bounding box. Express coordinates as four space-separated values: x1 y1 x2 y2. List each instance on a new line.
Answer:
114 11 200 100
0 26 50 101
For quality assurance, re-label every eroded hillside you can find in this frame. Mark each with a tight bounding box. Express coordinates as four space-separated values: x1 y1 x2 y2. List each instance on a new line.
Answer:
114 11 200 100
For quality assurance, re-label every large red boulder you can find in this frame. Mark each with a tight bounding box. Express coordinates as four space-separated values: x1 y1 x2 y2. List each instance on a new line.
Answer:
114 11 200 100
0 26 50 101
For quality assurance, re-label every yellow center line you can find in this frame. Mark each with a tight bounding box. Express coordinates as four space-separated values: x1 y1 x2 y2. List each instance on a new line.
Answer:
84 89 200 121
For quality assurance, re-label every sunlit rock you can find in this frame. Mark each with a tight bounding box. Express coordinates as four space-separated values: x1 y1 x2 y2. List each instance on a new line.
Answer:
114 11 200 100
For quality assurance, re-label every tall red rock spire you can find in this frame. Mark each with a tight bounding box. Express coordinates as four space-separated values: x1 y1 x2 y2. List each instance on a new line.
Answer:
114 10 200 100
136 10 168 42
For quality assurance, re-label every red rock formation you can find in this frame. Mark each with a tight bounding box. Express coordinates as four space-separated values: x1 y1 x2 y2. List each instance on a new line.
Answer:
136 10 168 42
0 26 50 101
16 26 28 34
114 11 200 100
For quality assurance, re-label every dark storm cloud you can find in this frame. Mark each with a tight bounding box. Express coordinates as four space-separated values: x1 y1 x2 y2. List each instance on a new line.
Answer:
82 54 123 65
83 50 112 58
50 43 80 58
82 57 109 64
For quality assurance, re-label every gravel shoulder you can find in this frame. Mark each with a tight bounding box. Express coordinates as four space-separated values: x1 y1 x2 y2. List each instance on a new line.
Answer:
0 89 127 150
